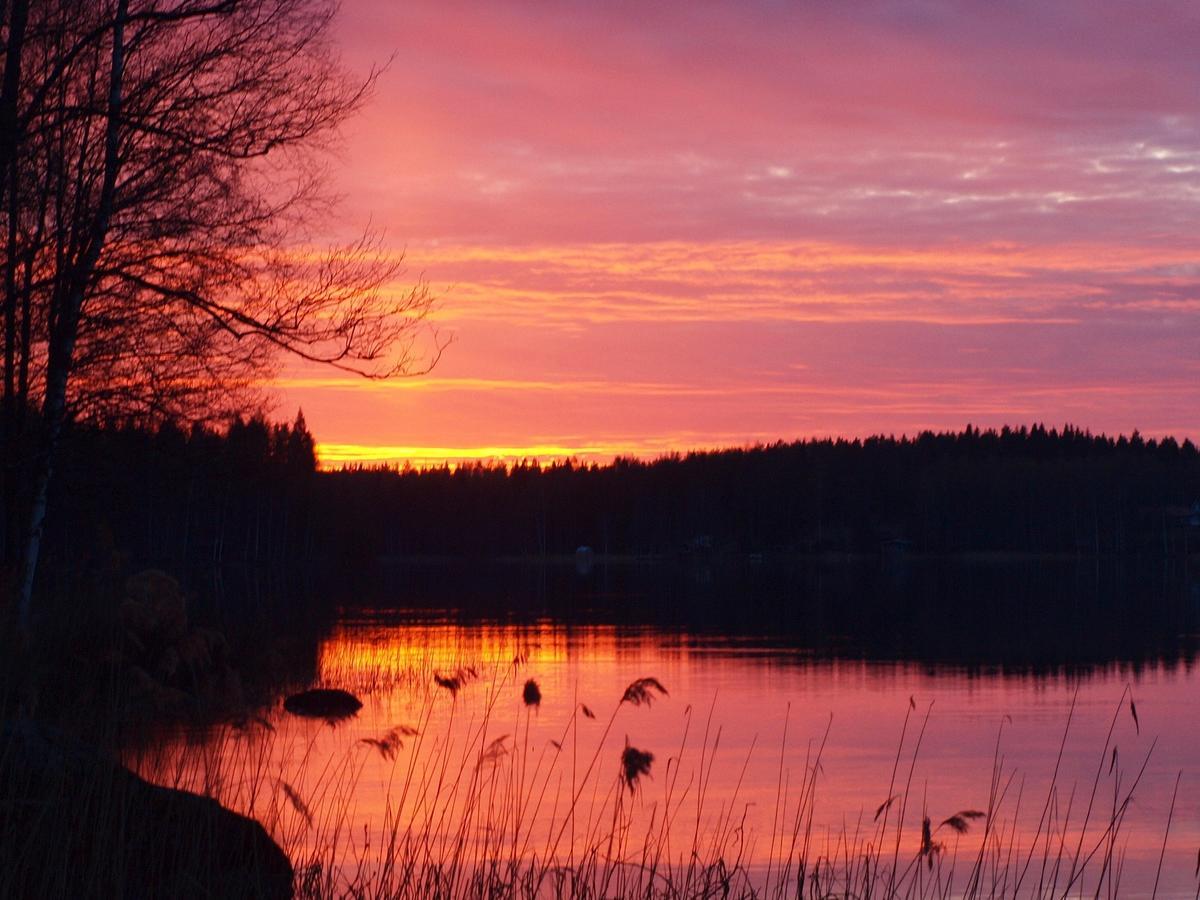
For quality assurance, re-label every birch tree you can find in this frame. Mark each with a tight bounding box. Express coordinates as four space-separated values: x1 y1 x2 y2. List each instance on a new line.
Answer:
0 0 438 625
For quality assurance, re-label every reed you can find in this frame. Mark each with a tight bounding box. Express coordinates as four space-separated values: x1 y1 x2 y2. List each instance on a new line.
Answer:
3 639 1187 899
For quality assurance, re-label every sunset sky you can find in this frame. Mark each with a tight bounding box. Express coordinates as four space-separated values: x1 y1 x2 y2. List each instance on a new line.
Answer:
278 1 1200 467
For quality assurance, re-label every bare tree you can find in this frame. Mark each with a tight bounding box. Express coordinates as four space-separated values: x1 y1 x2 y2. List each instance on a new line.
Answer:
1 0 440 626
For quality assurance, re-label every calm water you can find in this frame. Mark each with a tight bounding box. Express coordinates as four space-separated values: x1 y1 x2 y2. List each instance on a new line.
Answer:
128 561 1200 897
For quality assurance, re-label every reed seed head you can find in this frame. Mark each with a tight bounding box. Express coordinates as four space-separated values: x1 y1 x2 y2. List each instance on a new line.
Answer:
621 677 668 707
523 678 542 708
620 739 654 793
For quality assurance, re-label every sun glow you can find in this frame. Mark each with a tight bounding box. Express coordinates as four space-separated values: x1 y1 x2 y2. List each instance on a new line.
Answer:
315 441 643 469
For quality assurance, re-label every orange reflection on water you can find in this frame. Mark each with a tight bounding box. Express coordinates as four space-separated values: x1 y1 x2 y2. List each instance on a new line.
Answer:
315 619 691 687
128 619 1200 897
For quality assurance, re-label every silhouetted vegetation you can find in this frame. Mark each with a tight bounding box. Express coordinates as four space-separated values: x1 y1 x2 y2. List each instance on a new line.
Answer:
12 415 1199 726
349 424 1200 559
32 421 1200 588
35 411 321 590
0 0 437 626
8 414 1200 898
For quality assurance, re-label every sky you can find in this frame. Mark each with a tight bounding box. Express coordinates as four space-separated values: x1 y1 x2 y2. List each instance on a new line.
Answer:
275 0 1200 467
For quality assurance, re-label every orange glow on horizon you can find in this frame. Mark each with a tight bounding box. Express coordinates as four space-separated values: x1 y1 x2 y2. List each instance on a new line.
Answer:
315 441 637 469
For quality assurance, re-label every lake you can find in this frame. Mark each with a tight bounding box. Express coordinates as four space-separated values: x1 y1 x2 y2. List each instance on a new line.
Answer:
125 560 1200 897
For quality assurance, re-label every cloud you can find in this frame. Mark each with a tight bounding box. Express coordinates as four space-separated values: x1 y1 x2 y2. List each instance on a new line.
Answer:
332 1 1200 245
379 239 1199 329
281 1 1200 464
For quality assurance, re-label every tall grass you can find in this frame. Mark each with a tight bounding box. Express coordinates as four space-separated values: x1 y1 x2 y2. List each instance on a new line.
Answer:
113 655 1187 900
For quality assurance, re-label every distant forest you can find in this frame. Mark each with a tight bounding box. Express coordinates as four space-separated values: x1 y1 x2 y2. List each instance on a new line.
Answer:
33 418 1200 584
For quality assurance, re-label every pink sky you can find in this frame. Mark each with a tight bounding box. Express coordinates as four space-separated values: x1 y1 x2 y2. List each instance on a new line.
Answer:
276 1 1200 466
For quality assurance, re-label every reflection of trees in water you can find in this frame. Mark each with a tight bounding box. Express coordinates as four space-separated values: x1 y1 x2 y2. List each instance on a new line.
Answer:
324 559 1200 678
39 553 1197 721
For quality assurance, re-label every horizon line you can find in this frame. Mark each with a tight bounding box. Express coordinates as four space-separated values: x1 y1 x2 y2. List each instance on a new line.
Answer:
314 422 1194 470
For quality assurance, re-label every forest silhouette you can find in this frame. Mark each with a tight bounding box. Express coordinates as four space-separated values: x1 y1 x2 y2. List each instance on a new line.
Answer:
35 418 1200 576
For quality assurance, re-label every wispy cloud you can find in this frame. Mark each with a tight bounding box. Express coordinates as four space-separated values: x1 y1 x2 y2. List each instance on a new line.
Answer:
399 240 1200 328
278 1 1200 463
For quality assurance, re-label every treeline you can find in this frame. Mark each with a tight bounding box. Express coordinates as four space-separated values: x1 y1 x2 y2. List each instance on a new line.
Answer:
39 413 319 589
32 422 1200 582
319 425 1200 559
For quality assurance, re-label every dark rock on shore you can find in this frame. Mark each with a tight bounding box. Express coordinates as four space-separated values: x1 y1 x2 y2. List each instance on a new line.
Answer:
116 569 245 715
0 720 293 899
283 687 362 721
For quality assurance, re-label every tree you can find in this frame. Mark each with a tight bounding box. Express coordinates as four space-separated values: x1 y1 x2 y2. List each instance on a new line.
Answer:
0 0 440 626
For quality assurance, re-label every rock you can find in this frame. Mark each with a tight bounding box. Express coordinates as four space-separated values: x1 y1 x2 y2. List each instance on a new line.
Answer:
283 688 362 721
125 664 192 713
121 569 189 647
113 571 245 713
0 720 293 898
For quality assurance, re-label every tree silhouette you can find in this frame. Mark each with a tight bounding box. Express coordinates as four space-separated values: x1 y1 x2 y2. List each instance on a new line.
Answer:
33 420 1200 577
0 0 440 625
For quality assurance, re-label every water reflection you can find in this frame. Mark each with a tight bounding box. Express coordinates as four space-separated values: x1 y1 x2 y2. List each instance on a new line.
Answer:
126 567 1200 896
325 558 1200 675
